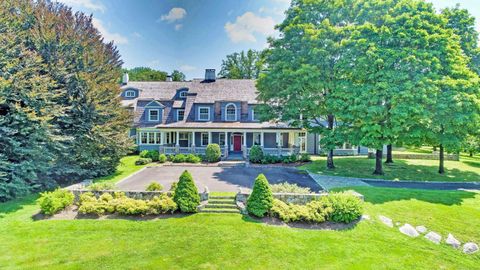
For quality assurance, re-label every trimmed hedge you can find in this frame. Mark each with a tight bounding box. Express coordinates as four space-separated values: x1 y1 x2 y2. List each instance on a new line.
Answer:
37 189 75 215
205 144 221 163
249 145 264 163
140 150 160 161
269 192 362 224
158 154 167 163
173 170 200 213
247 174 273 217
77 192 177 216
270 182 312 194
146 182 163 191
88 182 116 191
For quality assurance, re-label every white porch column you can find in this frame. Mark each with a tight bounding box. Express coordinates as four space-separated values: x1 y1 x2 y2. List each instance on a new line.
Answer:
161 132 165 145
243 131 247 158
260 132 264 148
276 131 281 156
224 131 229 158
192 131 196 146
208 131 212 144
175 131 180 153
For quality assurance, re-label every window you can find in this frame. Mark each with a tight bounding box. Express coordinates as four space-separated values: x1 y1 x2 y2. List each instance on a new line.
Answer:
198 107 210 121
125 90 135 97
219 133 226 146
148 109 160 121
177 109 185 121
201 133 209 146
252 109 259 121
139 132 160 145
253 133 261 145
225 103 236 121
179 91 187 98
179 132 188 140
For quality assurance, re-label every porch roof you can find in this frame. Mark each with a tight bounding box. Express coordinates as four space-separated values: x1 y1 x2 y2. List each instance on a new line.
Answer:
153 121 302 130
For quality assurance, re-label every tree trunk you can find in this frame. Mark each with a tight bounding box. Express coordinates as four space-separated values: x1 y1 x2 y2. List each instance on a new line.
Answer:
373 149 384 175
469 152 473 157
438 144 445 174
433 146 437 152
385 144 393 164
326 114 335 169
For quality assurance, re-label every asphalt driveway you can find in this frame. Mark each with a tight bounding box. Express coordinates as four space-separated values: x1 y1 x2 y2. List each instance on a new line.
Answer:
116 165 322 192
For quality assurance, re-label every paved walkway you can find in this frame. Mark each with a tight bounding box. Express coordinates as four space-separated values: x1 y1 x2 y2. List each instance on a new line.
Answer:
307 172 480 191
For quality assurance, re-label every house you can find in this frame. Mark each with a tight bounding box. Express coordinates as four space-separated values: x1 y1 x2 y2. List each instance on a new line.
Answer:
120 69 367 159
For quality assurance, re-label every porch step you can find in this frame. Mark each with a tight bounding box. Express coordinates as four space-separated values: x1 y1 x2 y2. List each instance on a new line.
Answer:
204 204 237 209
200 208 241 214
209 196 236 200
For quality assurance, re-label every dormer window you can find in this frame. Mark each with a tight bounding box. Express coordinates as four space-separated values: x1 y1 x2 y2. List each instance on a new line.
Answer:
179 91 187 98
125 90 135 98
198 107 210 121
148 109 160 121
177 109 185 121
225 103 237 121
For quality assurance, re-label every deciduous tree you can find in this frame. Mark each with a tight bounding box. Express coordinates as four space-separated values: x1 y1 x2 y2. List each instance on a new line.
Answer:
219 49 263 79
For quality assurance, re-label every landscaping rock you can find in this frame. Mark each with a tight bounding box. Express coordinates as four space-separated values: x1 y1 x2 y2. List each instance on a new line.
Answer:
399 224 419 238
416 226 427 234
361 214 370 221
425 231 442 244
446 234 461 249
463 243 479 254
379 215 393 228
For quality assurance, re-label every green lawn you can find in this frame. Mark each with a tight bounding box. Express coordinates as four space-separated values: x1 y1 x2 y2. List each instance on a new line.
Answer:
93 155 146 184
300 154 480 182
1 187 479 269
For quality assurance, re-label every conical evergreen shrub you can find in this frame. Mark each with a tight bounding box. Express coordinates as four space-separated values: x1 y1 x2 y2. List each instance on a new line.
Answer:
173 170 200 213
247 174 273 217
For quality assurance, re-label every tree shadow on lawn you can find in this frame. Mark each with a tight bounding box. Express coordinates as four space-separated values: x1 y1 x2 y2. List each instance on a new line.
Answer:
463 161 480 169
337 186 478 206
0 195 38 219
241 214 361 231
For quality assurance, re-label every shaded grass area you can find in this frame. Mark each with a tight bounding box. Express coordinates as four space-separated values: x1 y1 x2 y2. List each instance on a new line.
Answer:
301 154 480 182
0 187 479 269
93 155 146 184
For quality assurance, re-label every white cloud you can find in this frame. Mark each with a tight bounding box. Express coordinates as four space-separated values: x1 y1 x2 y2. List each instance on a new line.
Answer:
159 8 187 23
179 65 196 72
57 0 105 12
132 32 143 38
92 18 128 44
175 24 183 31
224 12 276 43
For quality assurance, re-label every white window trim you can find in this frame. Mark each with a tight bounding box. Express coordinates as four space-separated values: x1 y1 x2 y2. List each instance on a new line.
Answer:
139 132 160 145
201 133 209 146
198 106 211 121
225 103 237 121
179 91 187 98
125 90 135 97
177 109 185 121
148 109 160 121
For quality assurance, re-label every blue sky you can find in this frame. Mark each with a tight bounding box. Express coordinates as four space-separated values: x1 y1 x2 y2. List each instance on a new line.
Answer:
59 0 480 79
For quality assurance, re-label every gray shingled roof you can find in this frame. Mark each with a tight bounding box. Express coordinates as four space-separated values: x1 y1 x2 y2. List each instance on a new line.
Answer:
154 121 298 130
121 82 190 100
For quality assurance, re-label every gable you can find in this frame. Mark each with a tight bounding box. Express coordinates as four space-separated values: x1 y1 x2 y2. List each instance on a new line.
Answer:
145 100 164 108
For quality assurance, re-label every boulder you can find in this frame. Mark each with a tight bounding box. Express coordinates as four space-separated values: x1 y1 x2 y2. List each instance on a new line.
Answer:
416 226 427 234
463 242 479 254
425 231 441 244
399 224 419 238
361 214 370 221
379 215 393 228
446 234 461 249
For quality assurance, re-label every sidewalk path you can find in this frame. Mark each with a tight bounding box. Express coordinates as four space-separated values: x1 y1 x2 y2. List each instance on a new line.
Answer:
307 171 480 191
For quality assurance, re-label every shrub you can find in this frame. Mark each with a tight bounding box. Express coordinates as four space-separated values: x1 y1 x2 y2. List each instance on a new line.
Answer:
327 192 363 223
186 154 201 163
115 197 149 215
135 158 152 165
299 153 311 162
169 181 178 196
78 192 96 205
147 150 160 162
270 182 312 194
173 170 200 213
249 145 264 163
139 150 150 158
205 144 221 163
37 189 75 215
158 154 167 163
146 182 164 191
247 174 273 217
147 195 177 214
88 182 116 191
172 154 186 163
270 198 333 223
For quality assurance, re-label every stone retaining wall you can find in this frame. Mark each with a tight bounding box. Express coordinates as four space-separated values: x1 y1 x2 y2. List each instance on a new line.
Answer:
368 152 459 161
236 191 364 205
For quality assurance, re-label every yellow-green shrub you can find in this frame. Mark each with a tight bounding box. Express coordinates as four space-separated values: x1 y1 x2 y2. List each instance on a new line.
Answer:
37 189 74 215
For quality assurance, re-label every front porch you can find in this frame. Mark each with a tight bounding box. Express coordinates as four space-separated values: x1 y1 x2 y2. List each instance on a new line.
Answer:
137 129 307 159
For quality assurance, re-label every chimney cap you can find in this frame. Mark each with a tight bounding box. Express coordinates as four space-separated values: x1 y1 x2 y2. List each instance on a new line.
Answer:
166 75 172 82
204 69 216 82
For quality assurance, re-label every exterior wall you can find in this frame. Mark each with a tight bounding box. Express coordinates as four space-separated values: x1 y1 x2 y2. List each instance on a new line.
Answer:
138 144 160 151
129 128 137 137
264 133 277 148
193 104 214 121
121 88 139 99
246 133 253 147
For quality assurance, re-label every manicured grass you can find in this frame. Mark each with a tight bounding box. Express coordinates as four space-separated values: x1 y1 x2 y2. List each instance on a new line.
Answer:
0 187 479 269
93 155 147 184
300 154 480 182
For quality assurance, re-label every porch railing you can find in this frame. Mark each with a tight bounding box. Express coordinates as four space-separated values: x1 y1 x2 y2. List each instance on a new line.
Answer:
160 145 300 157
248 147 300 156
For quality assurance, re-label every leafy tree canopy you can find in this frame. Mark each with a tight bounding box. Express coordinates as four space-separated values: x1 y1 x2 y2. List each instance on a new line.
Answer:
219 49 264 79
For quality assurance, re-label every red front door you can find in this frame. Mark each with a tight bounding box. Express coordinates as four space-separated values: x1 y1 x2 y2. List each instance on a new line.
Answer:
233 135 242 151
